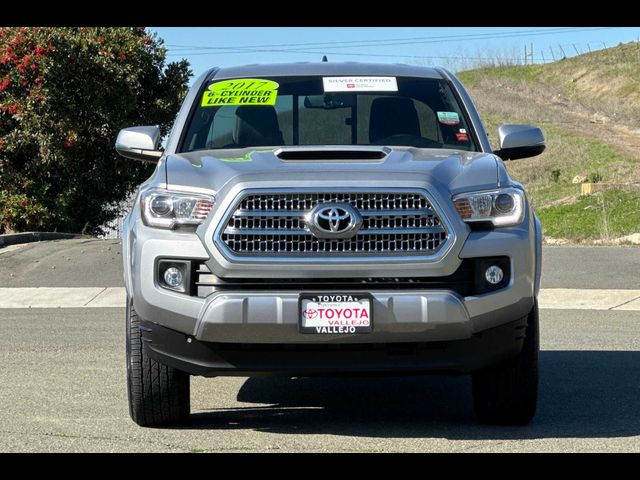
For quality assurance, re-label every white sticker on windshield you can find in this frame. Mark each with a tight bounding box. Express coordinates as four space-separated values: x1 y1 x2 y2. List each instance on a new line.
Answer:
322 76 398 92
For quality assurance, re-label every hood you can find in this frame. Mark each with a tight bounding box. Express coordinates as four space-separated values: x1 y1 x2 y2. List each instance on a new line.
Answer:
164 146 499 196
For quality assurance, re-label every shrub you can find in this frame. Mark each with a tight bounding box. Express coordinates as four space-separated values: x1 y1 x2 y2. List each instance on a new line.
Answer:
0 27 191 234
588 172 604 183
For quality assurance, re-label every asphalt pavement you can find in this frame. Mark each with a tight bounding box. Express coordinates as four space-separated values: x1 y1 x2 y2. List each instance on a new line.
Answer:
541 246 640 289
0 239 124 288
0 239 639 452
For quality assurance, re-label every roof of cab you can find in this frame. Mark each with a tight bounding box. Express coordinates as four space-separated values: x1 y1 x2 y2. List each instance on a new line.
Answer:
208 62 445 81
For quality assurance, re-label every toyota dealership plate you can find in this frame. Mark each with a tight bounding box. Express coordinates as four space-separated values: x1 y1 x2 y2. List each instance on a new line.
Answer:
299 293 373 334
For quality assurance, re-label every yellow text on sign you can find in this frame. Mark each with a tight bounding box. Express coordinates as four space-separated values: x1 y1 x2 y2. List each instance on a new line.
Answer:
201 79 279 107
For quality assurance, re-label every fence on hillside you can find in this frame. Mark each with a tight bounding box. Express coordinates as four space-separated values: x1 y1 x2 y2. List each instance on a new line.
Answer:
424 40 639 72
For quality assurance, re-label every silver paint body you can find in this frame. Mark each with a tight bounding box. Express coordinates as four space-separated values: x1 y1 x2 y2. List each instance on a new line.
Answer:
120 63 542 346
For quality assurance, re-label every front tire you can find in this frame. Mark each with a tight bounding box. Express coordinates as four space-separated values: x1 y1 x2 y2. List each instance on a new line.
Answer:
472 300 539 425
126 297 190 427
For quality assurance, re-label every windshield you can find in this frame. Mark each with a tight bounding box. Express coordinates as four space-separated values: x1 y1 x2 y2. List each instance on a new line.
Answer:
180 75 478 153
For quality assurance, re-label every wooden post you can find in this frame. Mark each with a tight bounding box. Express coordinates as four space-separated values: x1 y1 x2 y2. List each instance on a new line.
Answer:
558 44 567 59
530 43 533 63
549 46 556 61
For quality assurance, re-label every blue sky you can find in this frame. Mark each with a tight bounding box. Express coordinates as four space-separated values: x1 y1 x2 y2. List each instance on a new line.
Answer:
152 27 640 81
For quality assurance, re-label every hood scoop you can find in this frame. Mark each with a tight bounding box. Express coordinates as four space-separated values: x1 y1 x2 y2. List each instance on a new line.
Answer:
275 146 390 161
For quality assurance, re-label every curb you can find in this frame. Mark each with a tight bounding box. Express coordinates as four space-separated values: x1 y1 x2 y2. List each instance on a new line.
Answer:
0 232 92 248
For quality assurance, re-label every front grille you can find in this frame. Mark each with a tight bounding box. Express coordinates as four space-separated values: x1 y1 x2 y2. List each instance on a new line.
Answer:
218 191 449 257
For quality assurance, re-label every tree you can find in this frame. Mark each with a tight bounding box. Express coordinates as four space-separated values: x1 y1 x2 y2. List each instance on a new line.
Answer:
0 27 191 234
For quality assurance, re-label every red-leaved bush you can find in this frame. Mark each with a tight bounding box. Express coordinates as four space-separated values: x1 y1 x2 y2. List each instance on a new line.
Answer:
0 27 191 234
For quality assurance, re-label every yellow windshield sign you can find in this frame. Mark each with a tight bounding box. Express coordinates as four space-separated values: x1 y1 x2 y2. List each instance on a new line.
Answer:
201 79 279 107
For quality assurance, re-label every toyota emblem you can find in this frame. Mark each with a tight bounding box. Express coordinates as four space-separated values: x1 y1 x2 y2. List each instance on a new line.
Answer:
306 203 362 239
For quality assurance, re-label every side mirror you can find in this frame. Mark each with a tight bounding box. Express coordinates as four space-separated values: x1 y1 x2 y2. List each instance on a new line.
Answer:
115 126 163 162
493 124 546 160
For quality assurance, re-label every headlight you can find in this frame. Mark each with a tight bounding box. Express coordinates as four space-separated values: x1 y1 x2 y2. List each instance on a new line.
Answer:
141 189 215 229
452 187 525 227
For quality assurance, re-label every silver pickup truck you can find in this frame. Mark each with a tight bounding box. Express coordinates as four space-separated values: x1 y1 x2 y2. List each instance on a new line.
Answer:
116 62 545 427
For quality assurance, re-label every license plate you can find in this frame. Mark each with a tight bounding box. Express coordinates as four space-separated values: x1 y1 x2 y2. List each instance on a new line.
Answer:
299 293 373 334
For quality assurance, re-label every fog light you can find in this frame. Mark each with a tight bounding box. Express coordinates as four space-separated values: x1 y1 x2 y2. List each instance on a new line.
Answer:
163 266 183 288
485 265 504 285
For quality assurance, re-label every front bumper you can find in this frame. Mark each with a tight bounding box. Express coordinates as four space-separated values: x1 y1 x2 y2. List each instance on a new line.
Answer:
192 287 534 344
141 316 529 376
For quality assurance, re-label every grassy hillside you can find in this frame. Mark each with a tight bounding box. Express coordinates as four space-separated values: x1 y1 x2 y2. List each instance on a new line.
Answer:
458 42 640 243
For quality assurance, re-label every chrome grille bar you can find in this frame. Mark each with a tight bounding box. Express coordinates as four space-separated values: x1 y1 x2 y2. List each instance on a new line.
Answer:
217 190 449 257
232 208 436 217
223 226 446 236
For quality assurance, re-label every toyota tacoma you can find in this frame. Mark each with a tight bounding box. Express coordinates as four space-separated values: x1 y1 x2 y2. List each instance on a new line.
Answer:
116 63 545 427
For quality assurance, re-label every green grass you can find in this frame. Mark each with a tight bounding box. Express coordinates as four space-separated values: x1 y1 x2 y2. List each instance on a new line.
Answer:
458 65 541 86
508 126 639 242
513 125 637 208
537 190 640 240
